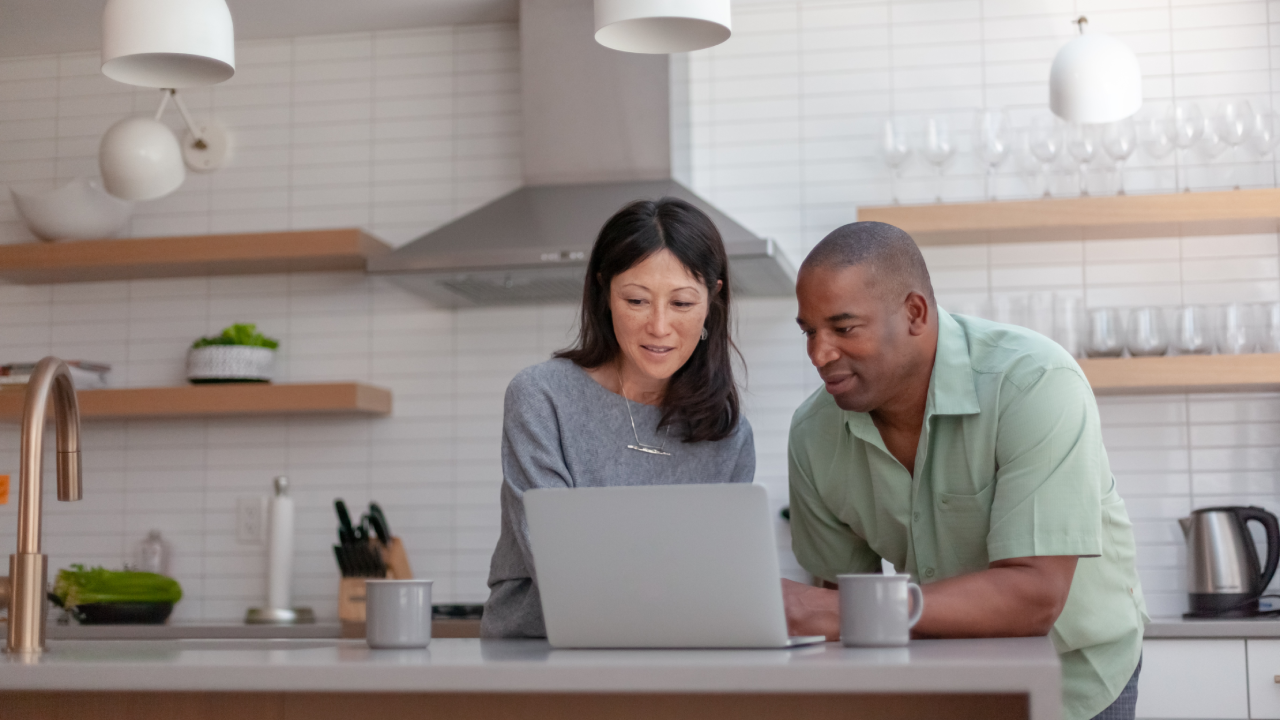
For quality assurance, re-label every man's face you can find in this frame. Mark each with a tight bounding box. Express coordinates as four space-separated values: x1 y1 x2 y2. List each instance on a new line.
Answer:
795 264 912 413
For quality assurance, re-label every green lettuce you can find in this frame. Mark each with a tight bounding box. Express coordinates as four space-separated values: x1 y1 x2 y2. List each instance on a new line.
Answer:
53 565 183 608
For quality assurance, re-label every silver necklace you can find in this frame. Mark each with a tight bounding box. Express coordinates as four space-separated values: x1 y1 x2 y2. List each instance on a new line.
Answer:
617 368 670 456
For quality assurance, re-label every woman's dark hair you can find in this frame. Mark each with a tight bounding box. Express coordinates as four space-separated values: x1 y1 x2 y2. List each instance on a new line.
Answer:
556 197 740 443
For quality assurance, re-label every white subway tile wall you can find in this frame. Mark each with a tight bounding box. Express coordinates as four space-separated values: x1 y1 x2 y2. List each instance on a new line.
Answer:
0 1 1278 622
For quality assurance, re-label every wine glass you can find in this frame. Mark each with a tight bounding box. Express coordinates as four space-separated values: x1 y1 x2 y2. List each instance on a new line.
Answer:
1125 307 1168 356
1172 305 1213 355
974 109 1013 201
1250 108 1280 159
1027 114 1062 198
1198 120 1228 189
1164 102 1204 192
1212 100 1254 189
1066 123 1098 197
1137 112 1175 190
1217 303 1258 354
1053 295 1086 358
921 115 955 204
881 118 912 205
1102 118 1137 195
1086 308 1125 357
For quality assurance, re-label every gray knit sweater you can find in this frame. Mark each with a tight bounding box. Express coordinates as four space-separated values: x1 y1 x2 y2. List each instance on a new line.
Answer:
480 358 755 638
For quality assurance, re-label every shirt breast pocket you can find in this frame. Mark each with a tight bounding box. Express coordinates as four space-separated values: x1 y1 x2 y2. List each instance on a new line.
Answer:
933 484 995 571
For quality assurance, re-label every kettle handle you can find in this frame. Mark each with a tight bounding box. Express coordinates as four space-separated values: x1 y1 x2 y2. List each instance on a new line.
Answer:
1236 506 1280 595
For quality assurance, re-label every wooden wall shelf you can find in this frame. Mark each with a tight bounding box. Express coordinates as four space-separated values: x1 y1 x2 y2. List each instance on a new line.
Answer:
1078 354 1280 396
0 229 391 284
0 382 392 421
858 189 1280 246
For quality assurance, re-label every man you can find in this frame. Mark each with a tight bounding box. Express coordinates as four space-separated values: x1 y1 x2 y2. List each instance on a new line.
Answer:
783 221 1148 720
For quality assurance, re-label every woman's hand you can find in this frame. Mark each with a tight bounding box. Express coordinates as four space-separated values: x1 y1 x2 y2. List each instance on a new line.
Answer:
781 578 840 640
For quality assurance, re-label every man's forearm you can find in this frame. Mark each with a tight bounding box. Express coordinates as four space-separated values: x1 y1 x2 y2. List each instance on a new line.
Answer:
912 557 1078 638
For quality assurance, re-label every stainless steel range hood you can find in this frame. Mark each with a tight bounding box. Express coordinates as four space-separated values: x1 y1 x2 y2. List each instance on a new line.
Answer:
368 0 796 307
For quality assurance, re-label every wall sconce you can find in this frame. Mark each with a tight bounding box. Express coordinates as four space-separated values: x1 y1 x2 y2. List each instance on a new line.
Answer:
101 0 236 88
1049 17 1143 124
594 0 731 53
99 89 230 201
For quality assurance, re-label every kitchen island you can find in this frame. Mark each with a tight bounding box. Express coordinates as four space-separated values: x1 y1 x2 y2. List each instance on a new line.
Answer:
0 637 1060 720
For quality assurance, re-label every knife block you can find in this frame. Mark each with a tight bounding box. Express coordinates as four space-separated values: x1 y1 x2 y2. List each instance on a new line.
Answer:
337 536 415 631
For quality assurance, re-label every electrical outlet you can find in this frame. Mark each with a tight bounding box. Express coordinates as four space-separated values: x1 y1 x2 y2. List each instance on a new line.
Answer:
236 496 267 545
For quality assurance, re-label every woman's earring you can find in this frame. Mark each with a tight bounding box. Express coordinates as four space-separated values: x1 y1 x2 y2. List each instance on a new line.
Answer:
700 326 708 341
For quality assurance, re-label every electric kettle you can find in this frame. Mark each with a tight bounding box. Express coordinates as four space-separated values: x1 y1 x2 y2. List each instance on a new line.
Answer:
1179 506 1280 618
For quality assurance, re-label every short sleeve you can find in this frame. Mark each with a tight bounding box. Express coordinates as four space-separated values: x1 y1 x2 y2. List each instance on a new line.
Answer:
987 367 1104 562
788 426 881 583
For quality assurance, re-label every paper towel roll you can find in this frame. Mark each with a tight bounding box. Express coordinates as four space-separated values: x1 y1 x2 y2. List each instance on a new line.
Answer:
266 476 294 610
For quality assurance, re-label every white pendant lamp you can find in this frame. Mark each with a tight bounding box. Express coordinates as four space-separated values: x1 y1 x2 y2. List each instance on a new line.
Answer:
1049 17 1142 124
99 116 185 201
594 0 731 54
101 0 235 88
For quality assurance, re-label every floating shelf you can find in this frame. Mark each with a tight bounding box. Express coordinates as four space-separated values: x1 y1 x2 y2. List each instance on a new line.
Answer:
1078 354 1280 396
0 228 391 284
0 382 392 421
858 189 1280 246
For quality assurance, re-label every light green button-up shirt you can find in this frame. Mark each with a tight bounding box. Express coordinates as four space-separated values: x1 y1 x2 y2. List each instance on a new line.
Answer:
789 309 1148 720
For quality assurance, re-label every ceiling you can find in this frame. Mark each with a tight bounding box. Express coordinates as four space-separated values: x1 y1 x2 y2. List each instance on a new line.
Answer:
0 0 518 58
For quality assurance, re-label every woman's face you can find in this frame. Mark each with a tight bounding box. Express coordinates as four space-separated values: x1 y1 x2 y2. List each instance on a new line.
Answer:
609 248 715 386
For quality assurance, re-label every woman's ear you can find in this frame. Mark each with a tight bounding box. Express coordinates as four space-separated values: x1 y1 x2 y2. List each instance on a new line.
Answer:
714 279 724 297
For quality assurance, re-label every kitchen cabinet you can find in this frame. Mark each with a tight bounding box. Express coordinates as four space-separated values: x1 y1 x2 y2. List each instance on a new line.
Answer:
1248 640 1280 718
1137 639 1249 719
858 188 1280 246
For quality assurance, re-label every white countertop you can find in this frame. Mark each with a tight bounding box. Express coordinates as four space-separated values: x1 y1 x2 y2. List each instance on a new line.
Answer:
1145 617 1280 638
0 637 1062 719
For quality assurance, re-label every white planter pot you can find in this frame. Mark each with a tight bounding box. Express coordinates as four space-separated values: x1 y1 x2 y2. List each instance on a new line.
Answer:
187 346 276 383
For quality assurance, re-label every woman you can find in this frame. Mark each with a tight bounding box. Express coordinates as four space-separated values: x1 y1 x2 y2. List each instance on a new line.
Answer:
480 197 755 638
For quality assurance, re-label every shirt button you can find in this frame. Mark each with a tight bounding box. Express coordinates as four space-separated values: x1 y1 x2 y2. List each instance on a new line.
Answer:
924 567 935 578
912 511 920 521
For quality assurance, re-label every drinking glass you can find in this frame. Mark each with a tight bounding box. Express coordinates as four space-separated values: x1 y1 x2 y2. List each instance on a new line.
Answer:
1086 308 1125 358
994 294 1030 328
1053 295 1086 358
1259 302 1280 353
1212 100 1254 189
975 109 1013 201
921 115 955 203
1137 112 1176 191
1027 291 1054 339
1250 109 1280 160
1066 123 1098 197
881 118 912 205
1164 102 1204 192
1125 307 1168 357
1172 305 1213 355
1028 114 1062 198
1217 303 1257 354
1102 118 1137 195
1198 121 1228 189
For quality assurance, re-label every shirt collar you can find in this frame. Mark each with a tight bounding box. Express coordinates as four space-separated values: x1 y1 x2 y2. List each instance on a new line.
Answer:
927 308 981 417
843 307 981 445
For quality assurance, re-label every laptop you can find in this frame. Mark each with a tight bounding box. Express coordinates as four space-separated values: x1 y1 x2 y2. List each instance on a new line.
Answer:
524 483 827 649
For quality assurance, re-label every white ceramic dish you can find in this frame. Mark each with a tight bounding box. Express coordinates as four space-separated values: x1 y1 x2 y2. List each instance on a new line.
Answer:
186 346 276 383
10 175 134 241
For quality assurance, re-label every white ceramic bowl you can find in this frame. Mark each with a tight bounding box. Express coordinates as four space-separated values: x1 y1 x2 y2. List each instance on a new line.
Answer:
187 346 276 383
10 176 134 241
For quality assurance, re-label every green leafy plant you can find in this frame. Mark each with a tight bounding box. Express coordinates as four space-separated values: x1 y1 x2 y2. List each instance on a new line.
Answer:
191 323 279 350
53 564 182 608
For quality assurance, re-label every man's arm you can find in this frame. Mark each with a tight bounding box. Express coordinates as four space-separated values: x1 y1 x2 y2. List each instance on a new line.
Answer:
783 555 1077 640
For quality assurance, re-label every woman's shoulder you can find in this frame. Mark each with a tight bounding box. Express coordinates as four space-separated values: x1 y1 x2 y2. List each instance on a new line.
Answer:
505 358 594 407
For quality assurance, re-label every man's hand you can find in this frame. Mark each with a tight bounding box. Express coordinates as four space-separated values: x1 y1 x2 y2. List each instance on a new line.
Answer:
781 578 840 640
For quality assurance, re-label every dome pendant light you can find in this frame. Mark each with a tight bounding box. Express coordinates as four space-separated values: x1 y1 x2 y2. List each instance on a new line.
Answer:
100 89 230 201
1049 17 1142 124
594 0 732 54
101 0 235 88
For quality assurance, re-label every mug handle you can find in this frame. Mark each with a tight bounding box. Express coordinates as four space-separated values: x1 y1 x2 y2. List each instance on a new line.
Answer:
906 583 924 629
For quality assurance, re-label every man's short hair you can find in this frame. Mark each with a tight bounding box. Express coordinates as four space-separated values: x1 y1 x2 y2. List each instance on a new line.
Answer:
800 221 935 305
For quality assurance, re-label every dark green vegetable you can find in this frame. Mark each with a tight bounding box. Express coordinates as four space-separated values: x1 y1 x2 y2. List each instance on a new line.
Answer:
191 323 279 350
53 565 182 608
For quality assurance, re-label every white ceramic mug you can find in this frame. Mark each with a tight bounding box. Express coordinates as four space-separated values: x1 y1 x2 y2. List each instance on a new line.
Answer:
365 579 433 649
837 573 924 647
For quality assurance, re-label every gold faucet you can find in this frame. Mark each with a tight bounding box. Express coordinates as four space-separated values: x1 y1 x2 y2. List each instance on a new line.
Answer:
0 357 82 653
